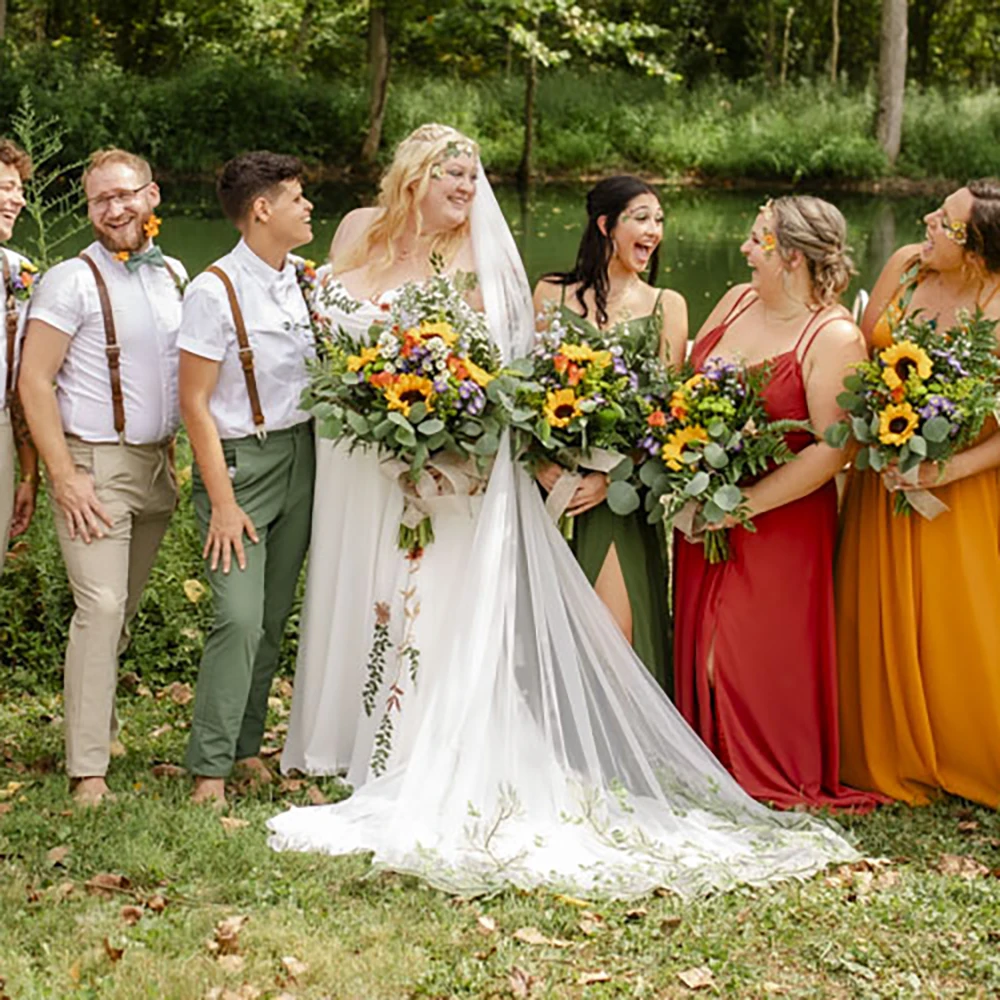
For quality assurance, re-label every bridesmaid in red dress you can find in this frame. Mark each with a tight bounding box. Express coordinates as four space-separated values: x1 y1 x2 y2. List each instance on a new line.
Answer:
673 196 883 810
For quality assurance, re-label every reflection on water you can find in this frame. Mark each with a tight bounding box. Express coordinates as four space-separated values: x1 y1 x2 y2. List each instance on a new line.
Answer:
56 182 935 331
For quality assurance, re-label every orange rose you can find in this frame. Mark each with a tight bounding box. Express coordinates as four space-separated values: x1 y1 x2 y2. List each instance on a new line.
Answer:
369 371 396 388
647 410 666 428
567 363 582 386
553 354 569 374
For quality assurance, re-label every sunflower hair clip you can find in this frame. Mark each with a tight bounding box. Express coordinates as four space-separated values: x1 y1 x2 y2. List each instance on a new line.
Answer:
942 217 968 247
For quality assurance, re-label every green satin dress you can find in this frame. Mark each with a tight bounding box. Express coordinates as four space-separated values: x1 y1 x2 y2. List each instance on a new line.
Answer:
557 291 671 693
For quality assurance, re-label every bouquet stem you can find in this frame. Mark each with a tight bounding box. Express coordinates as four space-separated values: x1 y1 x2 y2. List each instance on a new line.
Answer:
558 513 575 542
703 529 731 564
399 516 435 557
892 490 914 516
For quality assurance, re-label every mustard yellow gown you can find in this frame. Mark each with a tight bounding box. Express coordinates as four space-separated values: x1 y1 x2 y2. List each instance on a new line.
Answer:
835 298 1000 808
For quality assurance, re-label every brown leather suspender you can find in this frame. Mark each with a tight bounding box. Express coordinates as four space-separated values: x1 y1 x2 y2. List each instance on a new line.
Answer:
2 253 17 411
205 265 266 435
78 252 126 440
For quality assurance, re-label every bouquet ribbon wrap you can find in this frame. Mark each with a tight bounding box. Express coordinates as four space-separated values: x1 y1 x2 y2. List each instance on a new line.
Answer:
381 453 487 527
544 448 626 523
882 464 950 520
671 499 707 542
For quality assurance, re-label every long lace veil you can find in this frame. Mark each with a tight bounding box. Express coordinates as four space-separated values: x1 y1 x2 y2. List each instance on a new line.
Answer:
268 172 859 899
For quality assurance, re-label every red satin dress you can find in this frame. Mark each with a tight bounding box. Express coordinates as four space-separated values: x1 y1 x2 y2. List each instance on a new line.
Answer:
673 291 883 811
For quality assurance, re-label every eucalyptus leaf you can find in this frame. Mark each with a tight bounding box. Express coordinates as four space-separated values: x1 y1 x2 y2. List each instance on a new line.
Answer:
346 410 369 436
703 442 729 469
394 425 417 448
387 411 411 429
408 401 428 423
712 483 743 512
474 432 500 456
341 371 361 385
419 418 446 436
836 391 861 410
854 446 871 471
851 416 871 443
639 459 663 487
909 435 928 457
609 456 634 482
824 422 851 449
869 448 885 472
684 470 711 497
606 481 640 516
702 499 725 523
923 416 951 443
708 420 727 439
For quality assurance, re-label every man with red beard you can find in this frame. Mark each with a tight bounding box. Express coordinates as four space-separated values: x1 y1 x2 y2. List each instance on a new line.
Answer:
0 138 39 569
19 148 187 806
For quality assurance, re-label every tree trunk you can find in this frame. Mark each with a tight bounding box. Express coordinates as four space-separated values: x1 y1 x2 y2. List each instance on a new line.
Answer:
291 0 318 69
0 0 8 42
517 52 537 190
764 0 776 85
779 6 795 87
360 0 390 165
875 0 908 164
829 0 840 83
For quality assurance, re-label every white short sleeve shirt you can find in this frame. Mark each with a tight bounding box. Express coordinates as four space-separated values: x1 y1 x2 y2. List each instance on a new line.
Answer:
26 240 187 444
0 246 35 411
177 239 315 440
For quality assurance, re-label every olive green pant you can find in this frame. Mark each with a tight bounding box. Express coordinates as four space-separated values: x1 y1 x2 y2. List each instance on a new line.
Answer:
185 421 314 778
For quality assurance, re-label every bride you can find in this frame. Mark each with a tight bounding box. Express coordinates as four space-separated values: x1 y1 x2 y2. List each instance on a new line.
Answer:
272 123 861 899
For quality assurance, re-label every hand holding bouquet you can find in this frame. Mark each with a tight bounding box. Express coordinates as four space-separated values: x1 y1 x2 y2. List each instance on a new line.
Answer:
641 356 810 562
302 271 503 554
824 310 1000 516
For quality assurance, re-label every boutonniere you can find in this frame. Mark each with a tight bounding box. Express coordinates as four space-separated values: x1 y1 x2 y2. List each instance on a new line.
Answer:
9 260 38 301
293 257 331 355
293 256 318 298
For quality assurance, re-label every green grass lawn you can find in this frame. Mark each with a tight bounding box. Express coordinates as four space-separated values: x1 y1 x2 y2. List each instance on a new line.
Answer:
1 684 999 999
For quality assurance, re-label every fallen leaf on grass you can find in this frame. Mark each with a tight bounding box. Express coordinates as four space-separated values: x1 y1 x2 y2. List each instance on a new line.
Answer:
118 671 140 691
0 781 26 800
0 803 12 816
46 845 70 866
513 927 572 948
211 915 249 955
578 970 612 985
109 739 127 758
220 817 250 832
275 678 294 699
958 820 980 834
103 938 125 963
660 915 682 933
120 905 143 926
85 873 132 897
145 894 168 913
306 785 327 805
936 854 989 879
624 907 647 922
183 579 207 604
136 685 153 698
160 681 194 705
677 966 715 990
553 893 591 907
152 763 185 778
258 745 281 758
508 965 541 998
280 955 308 980
51 881 75 901
150 724 174 740
476 915 498 935
761 983 789 995
578 911 605 936
216 955 245 973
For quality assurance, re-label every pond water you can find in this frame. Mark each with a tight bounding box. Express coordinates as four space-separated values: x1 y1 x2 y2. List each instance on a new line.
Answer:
56 182 936 332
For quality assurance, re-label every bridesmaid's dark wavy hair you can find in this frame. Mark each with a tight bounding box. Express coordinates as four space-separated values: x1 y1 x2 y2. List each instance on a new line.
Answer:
544 175 661 328
966 178 1000 274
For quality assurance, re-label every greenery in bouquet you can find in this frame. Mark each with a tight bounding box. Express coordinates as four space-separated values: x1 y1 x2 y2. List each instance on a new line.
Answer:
502 305 672 533
824 309 1000 514
301 270 504 553
640 356 810 563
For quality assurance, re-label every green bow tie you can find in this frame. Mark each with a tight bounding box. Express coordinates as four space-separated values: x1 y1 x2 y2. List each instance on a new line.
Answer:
123 245 166 273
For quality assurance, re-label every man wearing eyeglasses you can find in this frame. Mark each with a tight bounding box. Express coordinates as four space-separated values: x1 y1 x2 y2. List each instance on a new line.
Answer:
18 148 187 807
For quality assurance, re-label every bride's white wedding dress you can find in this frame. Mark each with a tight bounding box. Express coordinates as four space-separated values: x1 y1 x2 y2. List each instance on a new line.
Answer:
269 177 860 899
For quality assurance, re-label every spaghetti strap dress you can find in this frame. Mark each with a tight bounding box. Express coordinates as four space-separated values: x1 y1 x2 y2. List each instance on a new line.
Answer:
674 289 884 811
835 270 1000 807
556 289 670 692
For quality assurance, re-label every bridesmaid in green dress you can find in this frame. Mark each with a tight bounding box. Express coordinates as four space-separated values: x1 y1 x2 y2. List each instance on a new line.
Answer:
532 176 688 691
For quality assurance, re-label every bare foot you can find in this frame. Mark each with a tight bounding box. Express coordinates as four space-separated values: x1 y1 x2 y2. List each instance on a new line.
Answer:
234 756 273 788
191 776 227 808
71 776 115 807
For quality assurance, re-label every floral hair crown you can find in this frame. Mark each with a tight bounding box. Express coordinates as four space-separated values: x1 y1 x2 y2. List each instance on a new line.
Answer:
429 138 477 179
759 199 779 255
942 216 968 247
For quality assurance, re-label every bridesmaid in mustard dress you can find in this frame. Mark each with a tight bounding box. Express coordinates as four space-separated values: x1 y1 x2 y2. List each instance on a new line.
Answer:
836 180 1000 807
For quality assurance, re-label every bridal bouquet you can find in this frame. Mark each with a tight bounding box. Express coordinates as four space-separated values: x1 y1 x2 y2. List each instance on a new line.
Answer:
641 356 809 562
824 310 1000 516
504 305 670 535
302 271 503 554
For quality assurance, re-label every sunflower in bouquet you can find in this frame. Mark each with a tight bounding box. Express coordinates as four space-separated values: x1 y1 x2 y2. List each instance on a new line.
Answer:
301 271 503 554
503 305 671 537
825 309 1000 515
640 356 810 563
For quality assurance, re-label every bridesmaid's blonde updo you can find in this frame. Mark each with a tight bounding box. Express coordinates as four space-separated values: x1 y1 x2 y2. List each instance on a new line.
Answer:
338 123 480 275
767 195 856 307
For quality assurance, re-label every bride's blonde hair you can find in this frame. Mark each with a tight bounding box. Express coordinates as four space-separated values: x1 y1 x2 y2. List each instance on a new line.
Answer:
337 123 480 274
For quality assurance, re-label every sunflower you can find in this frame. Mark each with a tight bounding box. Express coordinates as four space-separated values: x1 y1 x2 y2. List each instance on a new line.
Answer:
544 387 583 428
416 320 457 346
559 342 612 368
877 402 919 446
880 341 932 390
347 346 380 372
462 357 495 388
383 373 435 416
661 424 709 470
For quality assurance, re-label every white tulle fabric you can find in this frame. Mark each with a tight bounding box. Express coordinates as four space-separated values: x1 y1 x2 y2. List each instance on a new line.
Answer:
269 175 860 899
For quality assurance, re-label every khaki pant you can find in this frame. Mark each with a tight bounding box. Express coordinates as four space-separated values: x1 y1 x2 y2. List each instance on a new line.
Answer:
53 437 177 777
0 410 13 573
